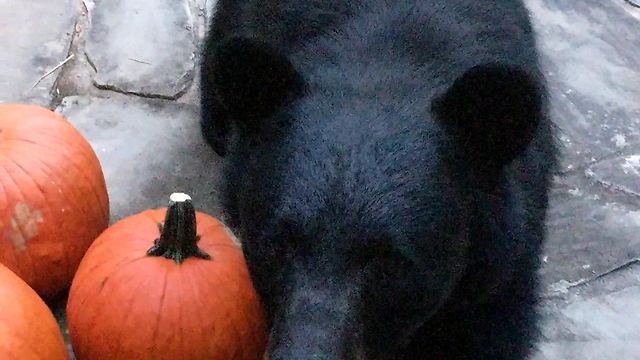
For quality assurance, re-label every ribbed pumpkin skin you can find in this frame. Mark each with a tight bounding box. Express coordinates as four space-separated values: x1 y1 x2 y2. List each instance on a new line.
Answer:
0 263 68 360
0 104 109 299
67 208 267 360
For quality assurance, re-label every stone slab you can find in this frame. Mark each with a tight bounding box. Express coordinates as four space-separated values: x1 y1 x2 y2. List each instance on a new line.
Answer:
85 0 196 99
533 262 640 360
526 0 640 297
0 0 76 106
588 153 640 198
541 168 640 292
527 0 640 172
55 95 222 223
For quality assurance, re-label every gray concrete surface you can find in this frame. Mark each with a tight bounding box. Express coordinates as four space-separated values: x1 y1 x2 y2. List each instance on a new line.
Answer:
85 0 197 98
0 0 638 359
535 261 640 360
530 1 640 358
56 95 222 221
0 0 76 106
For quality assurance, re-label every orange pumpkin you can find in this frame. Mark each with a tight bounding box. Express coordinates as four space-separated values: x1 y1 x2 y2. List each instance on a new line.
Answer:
67 193 267 360
0 262 68 359
0 104 109 299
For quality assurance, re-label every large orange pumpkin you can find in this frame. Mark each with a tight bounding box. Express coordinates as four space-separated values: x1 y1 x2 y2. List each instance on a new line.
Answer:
0 104 109 299
67 193 267 360
0 262 68 359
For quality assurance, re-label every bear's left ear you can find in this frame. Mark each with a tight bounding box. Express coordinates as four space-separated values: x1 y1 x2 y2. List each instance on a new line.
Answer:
432 64 544 172
210 36 303 125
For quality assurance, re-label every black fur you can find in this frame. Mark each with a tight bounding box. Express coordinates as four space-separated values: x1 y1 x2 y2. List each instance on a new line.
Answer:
200 1 558 359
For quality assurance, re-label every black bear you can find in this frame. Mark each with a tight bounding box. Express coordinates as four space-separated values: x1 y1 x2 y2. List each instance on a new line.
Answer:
200 1 557 359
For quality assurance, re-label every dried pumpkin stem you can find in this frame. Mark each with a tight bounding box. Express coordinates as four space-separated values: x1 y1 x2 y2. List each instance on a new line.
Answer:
147 193 211 264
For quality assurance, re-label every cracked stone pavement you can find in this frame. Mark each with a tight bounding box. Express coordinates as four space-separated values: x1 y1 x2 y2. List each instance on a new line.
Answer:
1 0 639 358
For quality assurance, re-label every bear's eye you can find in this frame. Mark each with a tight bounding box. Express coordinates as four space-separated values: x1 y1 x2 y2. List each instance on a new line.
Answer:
270 218 306 259
348 237 416 276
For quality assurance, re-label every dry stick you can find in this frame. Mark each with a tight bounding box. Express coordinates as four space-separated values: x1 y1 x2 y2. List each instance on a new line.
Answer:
31 54 75 90
128 58 152 65
625 0 640 8
82 0 94 23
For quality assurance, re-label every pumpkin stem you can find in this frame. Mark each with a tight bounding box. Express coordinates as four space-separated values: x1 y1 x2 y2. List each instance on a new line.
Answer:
147 193 211 264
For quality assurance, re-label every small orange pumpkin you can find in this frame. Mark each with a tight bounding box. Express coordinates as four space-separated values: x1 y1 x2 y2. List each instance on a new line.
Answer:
0 104 109 299
67 193 267 360
0 262 68 359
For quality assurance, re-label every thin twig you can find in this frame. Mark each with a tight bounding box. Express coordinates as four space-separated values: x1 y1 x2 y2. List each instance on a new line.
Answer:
31 54 75 90
625 0 640 9
82 0 94 23
128 58 152 65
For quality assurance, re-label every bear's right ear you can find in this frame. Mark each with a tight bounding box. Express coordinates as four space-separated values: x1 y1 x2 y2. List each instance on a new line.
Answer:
205 36 302 124
432 64 544 178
